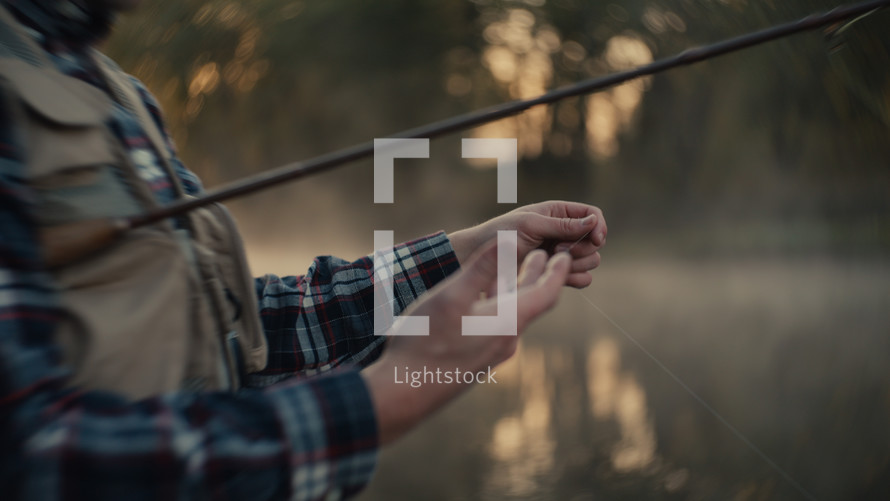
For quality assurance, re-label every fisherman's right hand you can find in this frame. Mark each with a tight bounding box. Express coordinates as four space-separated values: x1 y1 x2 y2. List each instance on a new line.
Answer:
362 240 570 445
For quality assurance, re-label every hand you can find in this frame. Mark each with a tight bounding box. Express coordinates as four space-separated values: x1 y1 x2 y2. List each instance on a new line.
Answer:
449 200 607 288
362 240 571 445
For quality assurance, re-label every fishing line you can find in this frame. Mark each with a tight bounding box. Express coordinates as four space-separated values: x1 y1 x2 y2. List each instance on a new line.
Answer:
576 291 818 500
565 230 593 253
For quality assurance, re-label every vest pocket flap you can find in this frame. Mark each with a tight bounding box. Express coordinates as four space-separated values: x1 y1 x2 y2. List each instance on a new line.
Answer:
0 58 111 126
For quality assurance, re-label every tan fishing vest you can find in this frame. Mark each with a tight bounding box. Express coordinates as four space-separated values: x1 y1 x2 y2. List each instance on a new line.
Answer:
0 6 267 400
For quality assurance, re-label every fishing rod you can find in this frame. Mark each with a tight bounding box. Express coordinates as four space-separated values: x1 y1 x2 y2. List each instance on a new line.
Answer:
47 0 890 266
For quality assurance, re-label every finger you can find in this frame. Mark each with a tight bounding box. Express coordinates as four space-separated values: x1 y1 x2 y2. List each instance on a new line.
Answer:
566 271 593 289
524 212 597 243
518 249 548 288
561 206 607 247
517 252 571 328
489 247 547 298
569 251 601 274
591 214 608 247
553 239 599 257
570 216 607 248
556 203 607 246
539 200 600 219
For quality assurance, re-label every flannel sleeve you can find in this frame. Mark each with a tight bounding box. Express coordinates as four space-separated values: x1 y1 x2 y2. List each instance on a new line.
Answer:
248 233 460 386
0 82 378 501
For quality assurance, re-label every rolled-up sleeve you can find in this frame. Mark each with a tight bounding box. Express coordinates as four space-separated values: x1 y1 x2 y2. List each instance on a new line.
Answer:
250 232 460 385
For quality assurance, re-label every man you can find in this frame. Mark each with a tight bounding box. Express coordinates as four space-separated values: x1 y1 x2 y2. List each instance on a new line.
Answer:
0 0 607 499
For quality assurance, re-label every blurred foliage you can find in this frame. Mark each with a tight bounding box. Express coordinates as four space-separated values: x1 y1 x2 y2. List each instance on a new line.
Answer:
106 0 890 254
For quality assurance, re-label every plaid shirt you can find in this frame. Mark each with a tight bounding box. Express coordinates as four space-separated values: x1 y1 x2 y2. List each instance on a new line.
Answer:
0 2 459 499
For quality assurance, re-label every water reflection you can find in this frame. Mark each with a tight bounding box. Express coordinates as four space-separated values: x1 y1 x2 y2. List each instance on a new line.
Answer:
484 336 659 497
485 347 556 497
587 337 657 473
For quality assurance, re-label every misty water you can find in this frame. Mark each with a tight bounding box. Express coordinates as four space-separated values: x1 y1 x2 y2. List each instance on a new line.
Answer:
350 255 890 500
244 241 890 500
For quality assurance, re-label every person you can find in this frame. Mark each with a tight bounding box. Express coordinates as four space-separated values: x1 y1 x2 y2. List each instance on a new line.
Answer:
0 0 607 499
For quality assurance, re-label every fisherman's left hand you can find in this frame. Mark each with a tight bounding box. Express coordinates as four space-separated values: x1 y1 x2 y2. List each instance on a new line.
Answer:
448 201 607 289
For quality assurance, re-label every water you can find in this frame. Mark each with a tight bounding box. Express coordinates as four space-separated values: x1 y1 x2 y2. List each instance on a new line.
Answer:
357 257 890 500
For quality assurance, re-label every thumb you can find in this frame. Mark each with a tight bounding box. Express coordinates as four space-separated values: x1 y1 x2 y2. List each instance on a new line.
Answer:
525 212 597 242
517 252 571 329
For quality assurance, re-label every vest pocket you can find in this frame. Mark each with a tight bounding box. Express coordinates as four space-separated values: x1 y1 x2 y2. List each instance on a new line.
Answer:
30 164 145 225
20 121 144 225
53 229 197 400
7 58 145 224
